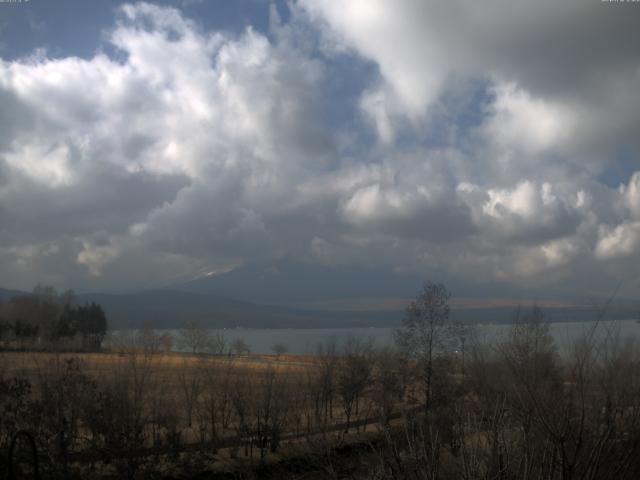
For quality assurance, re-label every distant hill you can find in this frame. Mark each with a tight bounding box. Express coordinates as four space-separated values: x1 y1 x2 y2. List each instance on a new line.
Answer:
0 287 26 301
2 273 638 329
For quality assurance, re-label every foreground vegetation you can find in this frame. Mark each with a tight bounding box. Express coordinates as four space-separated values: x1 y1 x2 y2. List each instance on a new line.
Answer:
1 284 640 479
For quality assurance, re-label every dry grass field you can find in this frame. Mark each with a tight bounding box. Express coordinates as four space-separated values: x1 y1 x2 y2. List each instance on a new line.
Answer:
0 350 322 431
0 350 316 378
0 348 398 478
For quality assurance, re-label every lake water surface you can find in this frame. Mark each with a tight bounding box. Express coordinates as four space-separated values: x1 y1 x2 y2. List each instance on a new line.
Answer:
110 319 640 355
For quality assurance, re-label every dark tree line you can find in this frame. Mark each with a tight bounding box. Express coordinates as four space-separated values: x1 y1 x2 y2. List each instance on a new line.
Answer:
54 302 107 348
0 285 107 350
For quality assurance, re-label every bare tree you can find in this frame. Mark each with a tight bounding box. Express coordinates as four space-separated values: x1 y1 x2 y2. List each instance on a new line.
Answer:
314 338 338 427
197 354 236 452
33 355 96 474
337 337 372 432
84 351 157 479
178 357 203 428
179 321 211 355
136 323 161 355
209 330 226 355
230 373 253 457
253 367 291 461
231 338 250 356
371 346 406 427
271 342 288 359
158 331 173 354
395 282 458 414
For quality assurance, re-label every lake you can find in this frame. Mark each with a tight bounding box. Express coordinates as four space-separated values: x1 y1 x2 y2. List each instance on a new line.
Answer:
109 319 640 356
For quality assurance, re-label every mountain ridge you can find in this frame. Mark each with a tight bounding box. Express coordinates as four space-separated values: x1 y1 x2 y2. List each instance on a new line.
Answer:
2 258 639 329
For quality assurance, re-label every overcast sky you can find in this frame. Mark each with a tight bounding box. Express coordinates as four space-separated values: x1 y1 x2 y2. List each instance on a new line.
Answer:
0 0 639 298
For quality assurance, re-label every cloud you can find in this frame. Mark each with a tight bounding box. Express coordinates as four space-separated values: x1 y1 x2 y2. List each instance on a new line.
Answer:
621 172 640 221
0 2 334 288
596 222 640 260
77 239 121 277
0 2 639 297
481 83 578 157
301 1 640 162
466 180 583 245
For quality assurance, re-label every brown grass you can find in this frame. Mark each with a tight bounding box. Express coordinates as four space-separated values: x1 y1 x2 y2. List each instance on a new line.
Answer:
0 350 316 377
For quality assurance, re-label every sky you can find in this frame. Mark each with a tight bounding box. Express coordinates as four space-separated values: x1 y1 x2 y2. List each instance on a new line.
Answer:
0 0 639 300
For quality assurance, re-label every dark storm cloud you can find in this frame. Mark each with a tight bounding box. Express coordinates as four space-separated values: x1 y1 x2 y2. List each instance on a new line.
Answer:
0 164 189 245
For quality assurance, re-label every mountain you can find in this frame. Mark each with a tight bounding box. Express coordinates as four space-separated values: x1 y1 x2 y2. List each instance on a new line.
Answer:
174 259 425 306
2 264 638 329
77 289 399 329
0 282 401 329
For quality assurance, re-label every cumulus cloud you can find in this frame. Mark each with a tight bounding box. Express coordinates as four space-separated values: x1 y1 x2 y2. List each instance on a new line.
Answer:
0 2 335 287
621 172 640 220
481 83 578 157
0 1 639 296
467 180 583 244
596 222 640 260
